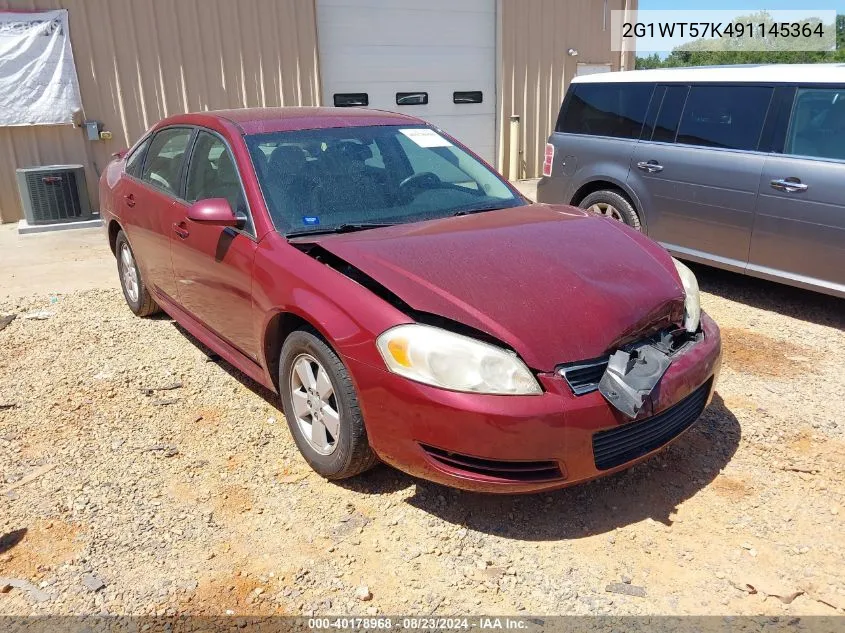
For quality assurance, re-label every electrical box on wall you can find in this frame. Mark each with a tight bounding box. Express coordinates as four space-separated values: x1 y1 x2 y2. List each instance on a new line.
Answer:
83 120 101 141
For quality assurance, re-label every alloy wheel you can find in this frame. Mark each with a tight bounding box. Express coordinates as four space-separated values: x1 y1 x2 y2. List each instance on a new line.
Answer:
120 243 139 303
289 353 340 455
587 202 624 221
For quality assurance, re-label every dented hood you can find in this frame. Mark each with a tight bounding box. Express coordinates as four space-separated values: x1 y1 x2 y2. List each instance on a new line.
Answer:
309 204 686 371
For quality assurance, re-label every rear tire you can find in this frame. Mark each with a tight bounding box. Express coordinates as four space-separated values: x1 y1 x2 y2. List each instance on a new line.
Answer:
279 328 378 480
115 231 160 317
579 190 641 230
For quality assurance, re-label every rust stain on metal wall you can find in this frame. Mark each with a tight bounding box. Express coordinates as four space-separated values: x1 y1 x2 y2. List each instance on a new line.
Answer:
0 0 321 223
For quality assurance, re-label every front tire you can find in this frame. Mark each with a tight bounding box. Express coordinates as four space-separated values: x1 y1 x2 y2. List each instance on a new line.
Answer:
579 190 641 230
115 230 160 317
279 329 378 480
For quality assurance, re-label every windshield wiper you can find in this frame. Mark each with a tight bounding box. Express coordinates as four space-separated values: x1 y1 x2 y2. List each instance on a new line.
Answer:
452 203 511 217
286 222 397 238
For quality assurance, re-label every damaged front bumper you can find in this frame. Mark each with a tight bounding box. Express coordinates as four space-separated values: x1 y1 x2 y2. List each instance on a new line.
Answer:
350 312 721 493
598 327 704 418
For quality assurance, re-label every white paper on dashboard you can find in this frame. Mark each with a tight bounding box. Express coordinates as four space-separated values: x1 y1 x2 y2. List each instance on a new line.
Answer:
399 128 453 148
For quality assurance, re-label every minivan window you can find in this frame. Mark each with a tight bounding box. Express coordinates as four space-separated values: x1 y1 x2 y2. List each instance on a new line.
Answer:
785 88 845 161
676 85 773 151
557 83 653 140
651 85 689 143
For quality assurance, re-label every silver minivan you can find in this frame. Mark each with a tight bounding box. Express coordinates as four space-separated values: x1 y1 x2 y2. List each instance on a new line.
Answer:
537 64 845 299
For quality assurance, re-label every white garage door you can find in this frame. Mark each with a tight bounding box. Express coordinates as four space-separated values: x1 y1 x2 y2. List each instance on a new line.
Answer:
316 0 497 164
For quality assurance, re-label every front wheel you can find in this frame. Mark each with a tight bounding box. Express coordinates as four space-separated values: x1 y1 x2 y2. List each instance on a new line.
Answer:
115 231 160 317
579 190 641 230
279 329 378 480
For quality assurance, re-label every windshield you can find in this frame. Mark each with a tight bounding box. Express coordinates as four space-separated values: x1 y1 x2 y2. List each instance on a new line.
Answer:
245 125 524 235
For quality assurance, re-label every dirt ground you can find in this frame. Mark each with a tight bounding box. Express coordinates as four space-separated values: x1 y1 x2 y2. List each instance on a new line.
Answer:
0 242 843 617
0 223 116 299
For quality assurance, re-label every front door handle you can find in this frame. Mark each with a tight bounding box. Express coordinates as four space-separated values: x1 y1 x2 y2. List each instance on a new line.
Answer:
123 193 136 208
770 178 808 193
173 222 190 239
637 160 664 173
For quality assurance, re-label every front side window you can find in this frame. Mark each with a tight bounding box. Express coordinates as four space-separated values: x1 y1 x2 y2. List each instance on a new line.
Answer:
185 131 253 234
141 128 192 195
784 87 845 161
557 83 654 139
246 125 522 235
676 86 773 151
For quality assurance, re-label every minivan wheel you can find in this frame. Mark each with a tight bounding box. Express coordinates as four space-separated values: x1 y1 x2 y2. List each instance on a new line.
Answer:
115 231 160 317
279 328 379 480
579 190 641 230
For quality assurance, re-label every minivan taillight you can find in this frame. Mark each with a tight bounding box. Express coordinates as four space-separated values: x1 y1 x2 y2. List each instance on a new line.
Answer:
542 143 555 177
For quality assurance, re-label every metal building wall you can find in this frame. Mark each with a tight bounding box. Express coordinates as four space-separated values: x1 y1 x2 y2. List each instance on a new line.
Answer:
0 0 321 223
498 0 635 179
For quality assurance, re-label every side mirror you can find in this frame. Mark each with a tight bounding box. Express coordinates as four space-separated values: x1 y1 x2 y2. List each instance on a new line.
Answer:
186 198 239 227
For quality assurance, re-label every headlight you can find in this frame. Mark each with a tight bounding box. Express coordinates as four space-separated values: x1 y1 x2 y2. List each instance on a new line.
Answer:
376 324 542 395
672 258 701 333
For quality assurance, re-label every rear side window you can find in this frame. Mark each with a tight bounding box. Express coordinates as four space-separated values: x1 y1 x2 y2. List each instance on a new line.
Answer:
557 83 654 139
651 85 689 143
125 137 150 178
142 128 193 195
676 86 773 151
784 87 845 161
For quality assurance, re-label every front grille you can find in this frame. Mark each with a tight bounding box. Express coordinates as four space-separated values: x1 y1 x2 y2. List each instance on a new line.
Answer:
559 358 609 395
420 444 563 482
592 378 712 470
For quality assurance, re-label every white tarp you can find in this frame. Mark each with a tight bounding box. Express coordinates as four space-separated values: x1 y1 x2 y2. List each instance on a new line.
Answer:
0 10 82 126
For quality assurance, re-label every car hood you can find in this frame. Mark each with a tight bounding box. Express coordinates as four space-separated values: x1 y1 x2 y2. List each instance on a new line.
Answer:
307 204 686 371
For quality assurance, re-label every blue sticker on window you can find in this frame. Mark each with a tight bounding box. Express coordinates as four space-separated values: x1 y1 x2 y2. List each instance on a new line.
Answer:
302 216 320 225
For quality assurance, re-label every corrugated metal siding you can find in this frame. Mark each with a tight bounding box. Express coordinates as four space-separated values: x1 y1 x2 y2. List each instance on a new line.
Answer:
498 0 635 179
0 0 320 223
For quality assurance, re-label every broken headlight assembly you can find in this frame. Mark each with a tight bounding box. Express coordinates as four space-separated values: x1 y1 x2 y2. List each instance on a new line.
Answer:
672 258 700 333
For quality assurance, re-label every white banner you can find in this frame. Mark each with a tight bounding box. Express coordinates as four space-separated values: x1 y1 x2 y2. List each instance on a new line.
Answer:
0 10 83 126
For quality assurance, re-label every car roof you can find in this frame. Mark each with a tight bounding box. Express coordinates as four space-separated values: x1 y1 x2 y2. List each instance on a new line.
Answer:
160 107 425 135
573 64 845 85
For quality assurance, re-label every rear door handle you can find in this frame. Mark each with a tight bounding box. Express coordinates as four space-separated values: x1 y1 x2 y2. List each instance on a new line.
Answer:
770 178 808 193
637 160 664 173
123 193 136 208
173 222 190 239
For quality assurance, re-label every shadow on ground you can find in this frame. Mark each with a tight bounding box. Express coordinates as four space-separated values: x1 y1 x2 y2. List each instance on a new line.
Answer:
691 263 844 330
0 528 27 555
352 393 741 540
170 321 278 403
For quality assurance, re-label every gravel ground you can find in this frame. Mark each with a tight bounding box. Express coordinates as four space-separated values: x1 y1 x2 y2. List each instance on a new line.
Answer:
1 265 843 617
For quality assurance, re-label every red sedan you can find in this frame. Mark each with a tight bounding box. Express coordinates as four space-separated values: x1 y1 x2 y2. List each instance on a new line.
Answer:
100 107 721 493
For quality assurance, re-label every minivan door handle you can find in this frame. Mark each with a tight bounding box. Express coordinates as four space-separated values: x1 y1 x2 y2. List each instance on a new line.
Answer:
637 160 664 173
770 178 808 193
